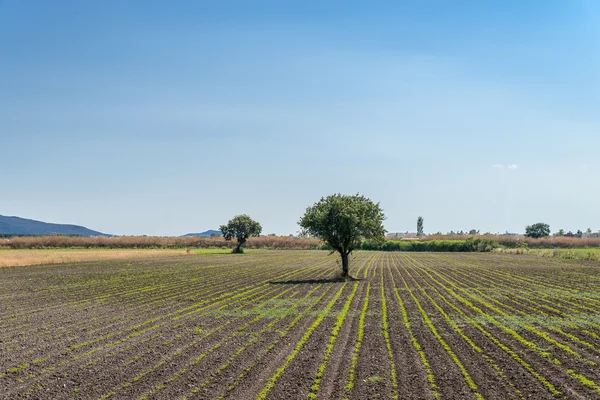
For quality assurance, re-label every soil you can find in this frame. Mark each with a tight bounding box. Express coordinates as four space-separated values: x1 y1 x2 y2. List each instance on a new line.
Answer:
1 250 600 399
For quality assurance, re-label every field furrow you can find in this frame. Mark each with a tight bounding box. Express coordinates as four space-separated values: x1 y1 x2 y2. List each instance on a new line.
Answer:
2 250 600 399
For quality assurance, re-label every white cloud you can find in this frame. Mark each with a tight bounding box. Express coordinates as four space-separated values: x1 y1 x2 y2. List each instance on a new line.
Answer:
492 164 504 168
508 164 518 169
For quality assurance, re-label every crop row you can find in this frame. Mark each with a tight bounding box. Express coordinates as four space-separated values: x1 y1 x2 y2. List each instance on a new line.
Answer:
3 250 600 399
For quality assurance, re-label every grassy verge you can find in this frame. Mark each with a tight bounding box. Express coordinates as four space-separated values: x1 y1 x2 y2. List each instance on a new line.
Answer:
493 248 600 261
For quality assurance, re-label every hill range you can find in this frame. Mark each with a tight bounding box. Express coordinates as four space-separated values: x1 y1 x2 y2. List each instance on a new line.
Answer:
0 215 108 236
182 230 221 237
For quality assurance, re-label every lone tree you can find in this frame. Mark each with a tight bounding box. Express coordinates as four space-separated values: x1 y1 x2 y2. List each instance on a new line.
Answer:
299 193 385 278
525 222 550 239
220 214 262 253
417 216 424 237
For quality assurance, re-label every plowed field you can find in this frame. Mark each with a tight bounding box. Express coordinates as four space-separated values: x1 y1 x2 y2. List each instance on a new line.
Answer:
2 251 600 399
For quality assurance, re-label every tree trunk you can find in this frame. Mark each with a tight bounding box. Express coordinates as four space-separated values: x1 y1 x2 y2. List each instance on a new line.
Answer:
341 252 349 278
233 240 245 254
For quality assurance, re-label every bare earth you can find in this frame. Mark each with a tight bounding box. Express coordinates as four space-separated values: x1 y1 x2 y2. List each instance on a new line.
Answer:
1 250 600 399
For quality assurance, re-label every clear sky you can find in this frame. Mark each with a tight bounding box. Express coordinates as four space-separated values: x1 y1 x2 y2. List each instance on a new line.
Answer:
1 1 598 236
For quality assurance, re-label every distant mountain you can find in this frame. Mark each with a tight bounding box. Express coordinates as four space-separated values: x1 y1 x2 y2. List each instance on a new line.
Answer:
183 230 221 238
0 215 108 236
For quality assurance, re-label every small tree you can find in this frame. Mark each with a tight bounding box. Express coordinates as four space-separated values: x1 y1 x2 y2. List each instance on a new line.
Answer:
417 216 424 237
525 223 550 239
220 214 262 253
557 229 565 236
299 193 385 278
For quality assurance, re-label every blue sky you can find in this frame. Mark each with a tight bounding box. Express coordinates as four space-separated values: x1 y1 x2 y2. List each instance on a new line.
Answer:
1 0 598 236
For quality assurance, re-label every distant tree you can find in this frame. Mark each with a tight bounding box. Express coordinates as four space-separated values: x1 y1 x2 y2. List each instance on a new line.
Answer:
220 214 262 254
587 228 593 234
557 229 565 236
525 223 551 239
417 216 424 237
469 229 479 235
576 230 583 238
299 193 385 278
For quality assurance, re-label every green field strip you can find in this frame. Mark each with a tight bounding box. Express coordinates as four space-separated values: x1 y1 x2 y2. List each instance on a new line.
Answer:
418 257 597 368
441 259 600 343
359 251 380 279
0 262 263 344
452 253 600 300
255 283 349 400
0 254 293 329
305 282 360 399
425 258 581 320
204 253 376 399
10 259 333 395
421 256 600 365
9 255 330 347
403 254 600 397
212 284 339 400
386 257 441 399
430 257 600 353
400 254 561 396
0 253 301 325
353 251 378 279
0 254 327 328
343 282 370 400
97 284 305 400
392 255 483 400
379 261 399 400
8 258 332 394
174 281 341 400
4 251 599 399
0 263 220 315
6 263 309 377
433 254 600 316
14 281 295 394
0 260 260 339
22 253 346 360
395 254 524 399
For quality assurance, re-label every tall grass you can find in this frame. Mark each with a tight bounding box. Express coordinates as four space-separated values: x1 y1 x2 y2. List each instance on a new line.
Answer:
0 235 321 250
406 235 600 249
493 248 600 261
0 249 191 268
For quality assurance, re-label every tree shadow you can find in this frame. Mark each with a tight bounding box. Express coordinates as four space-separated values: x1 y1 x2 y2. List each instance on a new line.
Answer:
269 276 362 285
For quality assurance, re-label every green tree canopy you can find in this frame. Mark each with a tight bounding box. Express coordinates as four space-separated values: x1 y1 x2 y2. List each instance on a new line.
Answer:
220 214 262 253
525 223 550 239
417 216 424 237
298 193 386 278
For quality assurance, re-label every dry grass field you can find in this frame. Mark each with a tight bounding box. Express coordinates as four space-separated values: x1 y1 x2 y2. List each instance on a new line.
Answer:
0 249 192 268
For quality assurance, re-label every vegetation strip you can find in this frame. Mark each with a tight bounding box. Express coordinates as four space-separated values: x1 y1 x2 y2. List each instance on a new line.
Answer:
344 282 370 399
256 283 349 400
307 282 359 399
403 254 562 395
